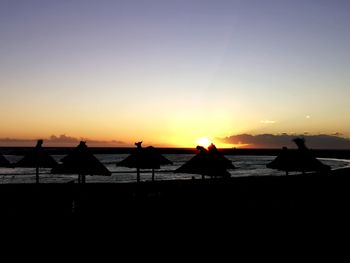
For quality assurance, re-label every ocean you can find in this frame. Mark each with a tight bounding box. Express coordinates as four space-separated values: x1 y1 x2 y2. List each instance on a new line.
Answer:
0 154 349 184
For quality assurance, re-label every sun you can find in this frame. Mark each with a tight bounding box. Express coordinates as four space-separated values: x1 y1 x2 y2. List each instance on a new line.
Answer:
196 137 212 148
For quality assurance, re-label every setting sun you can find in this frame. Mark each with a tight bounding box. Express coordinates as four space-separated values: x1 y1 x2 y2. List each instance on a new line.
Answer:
196 137 212 148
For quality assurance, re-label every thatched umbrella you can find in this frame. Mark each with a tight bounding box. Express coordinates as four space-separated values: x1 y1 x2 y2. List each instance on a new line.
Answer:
0 154 12 168
266 147 294 175
16 140 57 183
266 138 330 175
51 141 111 183
0 154 12 183
175 143 235 179
117 141 173 182
207 143 235 170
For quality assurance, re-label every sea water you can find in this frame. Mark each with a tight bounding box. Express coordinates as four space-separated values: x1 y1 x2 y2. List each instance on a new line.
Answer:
0 154 349 184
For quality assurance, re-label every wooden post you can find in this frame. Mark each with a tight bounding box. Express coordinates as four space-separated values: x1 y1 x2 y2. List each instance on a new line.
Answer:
82 174 86 184
152 169 155 182
137 168 140 183
36 166 39 184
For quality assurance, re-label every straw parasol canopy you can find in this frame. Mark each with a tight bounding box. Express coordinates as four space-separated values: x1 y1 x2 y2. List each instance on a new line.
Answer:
266 138 330 175
117 141 173 182
51 141 111 183
175 143 235 179
207 143 235 170
16 140 57 183
266 147 294 175
0 153 12 168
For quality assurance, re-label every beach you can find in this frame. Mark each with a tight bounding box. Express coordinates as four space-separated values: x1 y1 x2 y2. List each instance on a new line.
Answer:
2 147 350 233
1 168 350 221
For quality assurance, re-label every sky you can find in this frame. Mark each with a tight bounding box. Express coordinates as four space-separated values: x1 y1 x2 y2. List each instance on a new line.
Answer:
0 0 350 148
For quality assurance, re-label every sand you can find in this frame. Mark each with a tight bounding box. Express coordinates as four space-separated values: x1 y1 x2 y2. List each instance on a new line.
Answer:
1 168 350 220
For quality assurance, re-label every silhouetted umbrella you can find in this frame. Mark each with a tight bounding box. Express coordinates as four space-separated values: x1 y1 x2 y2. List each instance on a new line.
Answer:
16 140 57 183
52 141 111 183
207 143 235 170
266 138 330 175
175 143 235 179
0 154 11 168
117 142 173 182
266 147 294 175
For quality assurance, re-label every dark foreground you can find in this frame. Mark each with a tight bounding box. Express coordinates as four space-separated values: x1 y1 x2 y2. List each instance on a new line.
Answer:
1 169 350 222
2 172 350 251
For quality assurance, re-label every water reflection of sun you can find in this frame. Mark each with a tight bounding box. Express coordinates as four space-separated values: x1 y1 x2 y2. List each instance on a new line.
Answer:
196 137 212 148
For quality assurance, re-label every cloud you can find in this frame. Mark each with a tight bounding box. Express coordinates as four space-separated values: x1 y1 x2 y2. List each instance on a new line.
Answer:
216 133 350 149
0 134 125 147
49 134 79 143
260 120 276 124
332 132 343 136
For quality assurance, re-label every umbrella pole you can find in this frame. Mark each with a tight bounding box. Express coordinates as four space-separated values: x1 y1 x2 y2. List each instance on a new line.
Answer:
36 166 39 184
82 174 86 184
137 168 140 183
78 174 81 184
152 169 155 182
